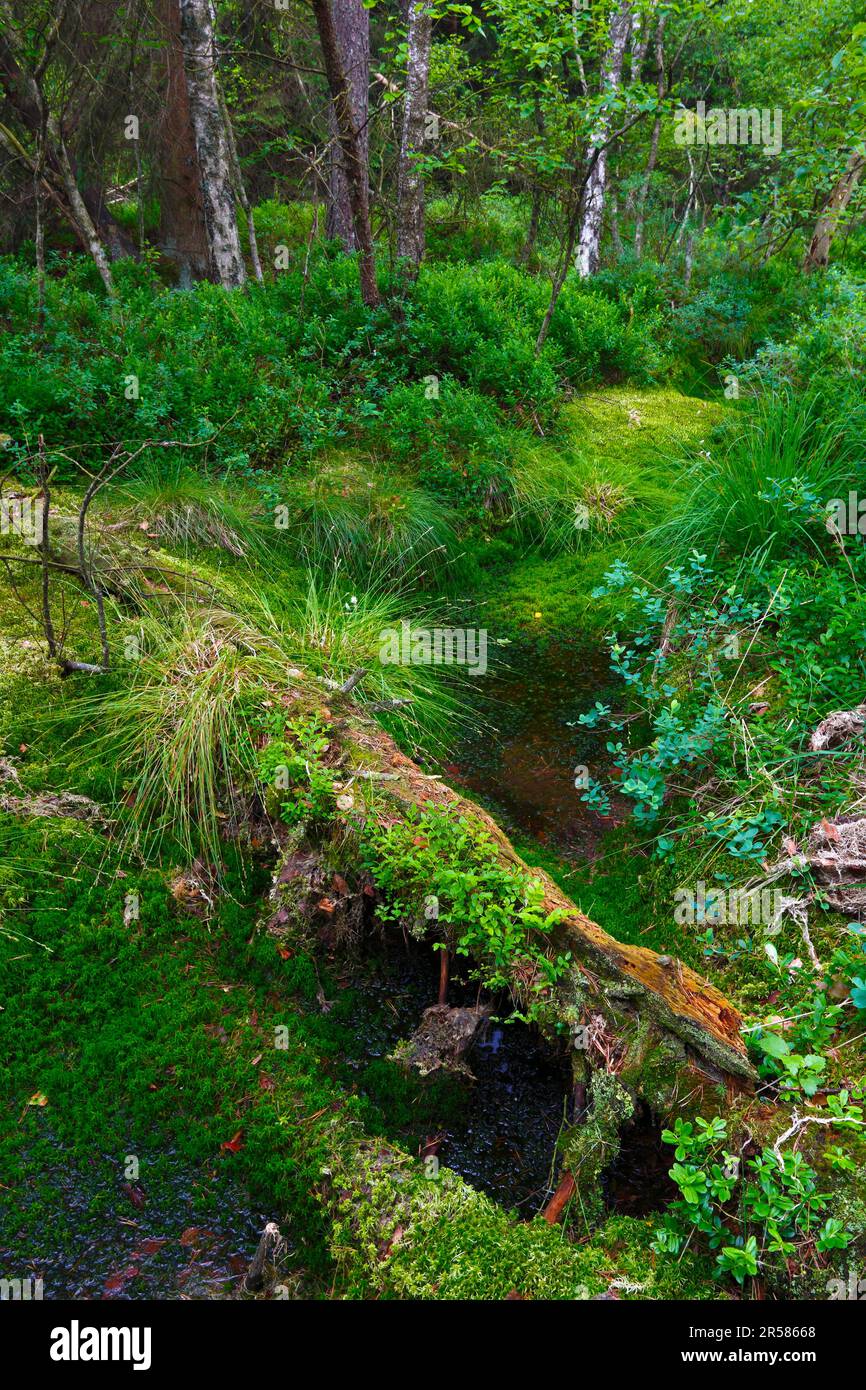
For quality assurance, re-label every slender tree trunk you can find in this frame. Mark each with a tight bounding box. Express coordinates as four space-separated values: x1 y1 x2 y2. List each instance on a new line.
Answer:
324 0 369 250
396 0 433 268
177 0 246 288
609 186 624 256
576 0 632 279
518 101 545 266
48 121 116 295
803 149 866 272
633 11 667 258
518 186 542 265
158 0 211 285
216 77 264 283
312 0 380 306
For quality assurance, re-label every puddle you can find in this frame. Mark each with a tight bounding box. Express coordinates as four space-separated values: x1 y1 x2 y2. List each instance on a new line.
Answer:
601 1103 678 1216
448 637 624 857
0 1134 272 1300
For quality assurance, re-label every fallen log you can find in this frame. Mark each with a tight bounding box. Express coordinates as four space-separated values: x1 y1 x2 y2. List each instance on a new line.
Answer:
264 687 755 1123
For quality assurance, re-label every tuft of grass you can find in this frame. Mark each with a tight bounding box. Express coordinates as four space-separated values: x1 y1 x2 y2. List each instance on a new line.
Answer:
63 567 476 866
650 390 864 562
272 457 462 582
251 567 476 753
116 460 268 558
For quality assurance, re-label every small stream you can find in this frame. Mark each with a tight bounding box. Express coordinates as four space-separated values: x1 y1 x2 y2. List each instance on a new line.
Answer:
446 636 625 857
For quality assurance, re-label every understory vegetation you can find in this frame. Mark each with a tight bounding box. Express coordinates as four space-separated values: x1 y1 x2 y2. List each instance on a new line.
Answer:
1 0 866 1311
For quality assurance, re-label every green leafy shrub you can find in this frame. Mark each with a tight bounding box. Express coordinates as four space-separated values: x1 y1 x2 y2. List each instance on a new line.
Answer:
361 801 571 1008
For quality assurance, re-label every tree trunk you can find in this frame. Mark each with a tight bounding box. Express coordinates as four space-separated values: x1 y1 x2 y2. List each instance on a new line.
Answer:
0 2 117 290
47 120 115 295
575 0 632 279
312 0 380 306
216 77 264 283
324 0 370 251
802 149 866 272
158 0 212 285
633 11 667 259
396 0 433 268
177 0 246 288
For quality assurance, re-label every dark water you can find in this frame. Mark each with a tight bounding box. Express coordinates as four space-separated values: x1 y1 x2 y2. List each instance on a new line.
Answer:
344 941 572 1215
447 637 626 858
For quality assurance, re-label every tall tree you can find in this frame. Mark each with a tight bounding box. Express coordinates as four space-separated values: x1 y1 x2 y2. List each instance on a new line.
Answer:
311 0 379 306
158 0 212 285
576 0 632 278
177 0 246 288
396 0 433 268
324 0 369 250
632 9 667 258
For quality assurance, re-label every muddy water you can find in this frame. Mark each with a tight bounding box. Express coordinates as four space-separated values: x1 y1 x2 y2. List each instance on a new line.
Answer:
447 637 624 858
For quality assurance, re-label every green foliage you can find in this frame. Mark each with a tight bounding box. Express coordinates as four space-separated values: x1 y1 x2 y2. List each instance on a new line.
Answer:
652 389 865 562
258 712 338 828
361 801 571 1008
653 1116 852 1287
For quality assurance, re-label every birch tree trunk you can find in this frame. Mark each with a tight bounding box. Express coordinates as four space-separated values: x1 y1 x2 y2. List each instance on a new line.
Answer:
802 149 866 271
396 0 433 268
177 0 246 288
312 0 380 306
324 0 370 251
575 0 632 279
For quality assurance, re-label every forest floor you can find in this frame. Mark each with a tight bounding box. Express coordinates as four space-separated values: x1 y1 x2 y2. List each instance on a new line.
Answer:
2 380 865 1301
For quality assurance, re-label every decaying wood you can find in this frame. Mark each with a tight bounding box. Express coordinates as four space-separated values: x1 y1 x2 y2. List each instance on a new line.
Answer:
808 704 866 753
542 1170 576 1224
393 1004 489 1078
242 1221 283 1294
266 689 755 1104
